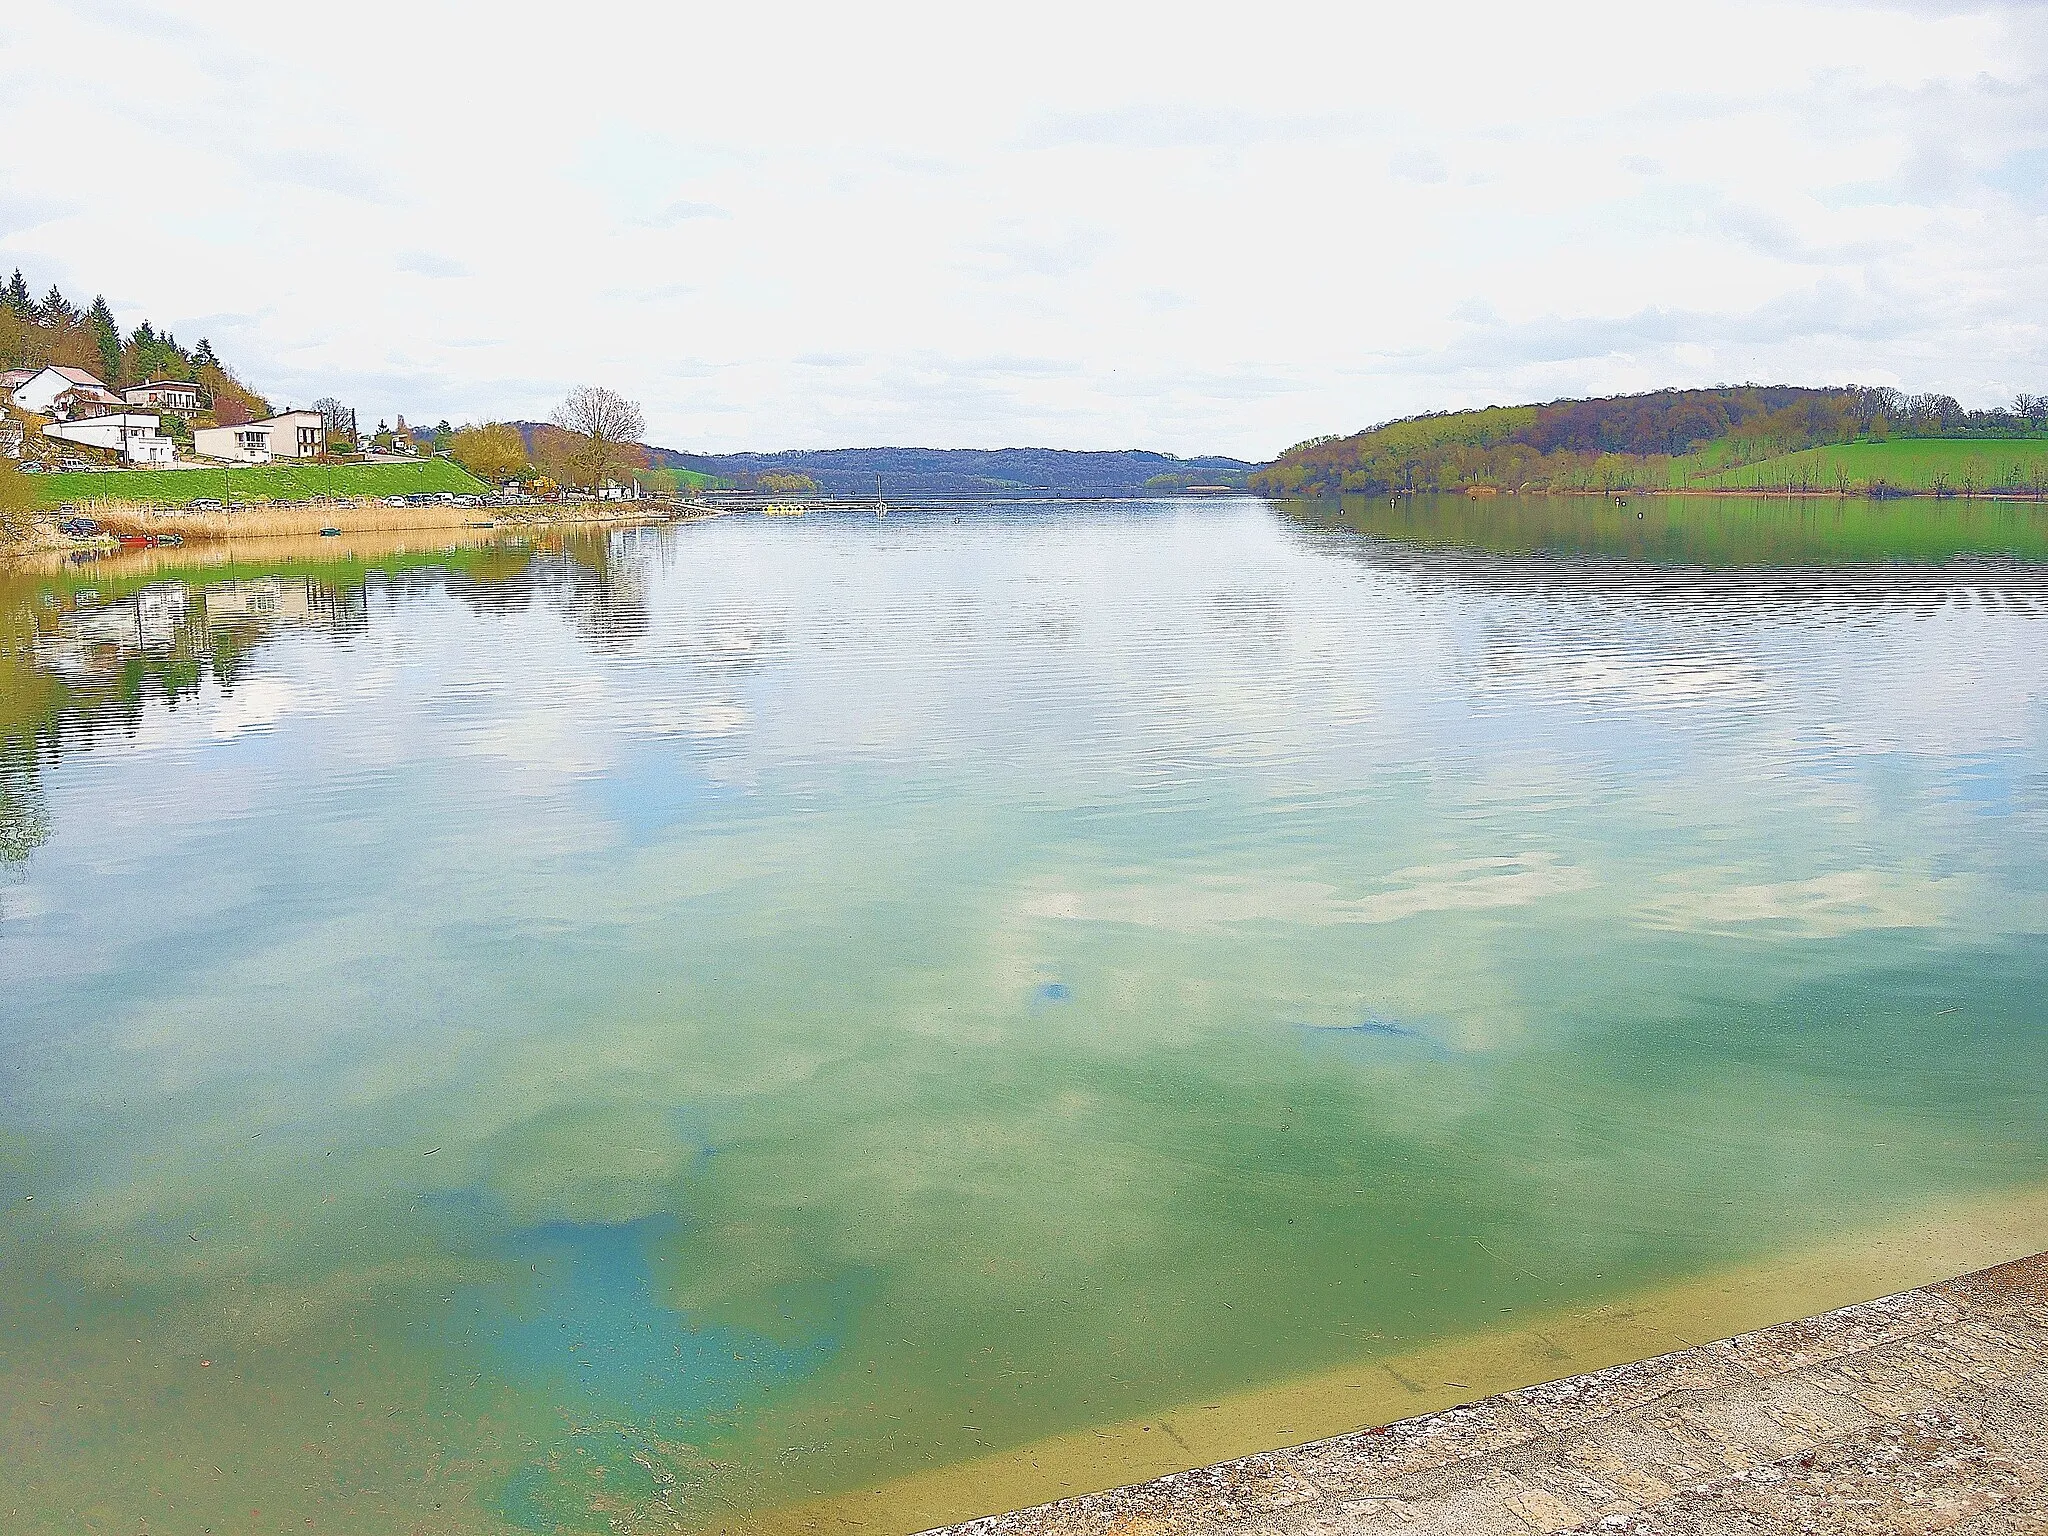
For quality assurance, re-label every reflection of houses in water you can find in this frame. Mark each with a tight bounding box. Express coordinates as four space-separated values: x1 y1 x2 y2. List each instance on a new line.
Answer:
75 583 190 650
201 578 366 632
39 584 192 681
37 577 368 685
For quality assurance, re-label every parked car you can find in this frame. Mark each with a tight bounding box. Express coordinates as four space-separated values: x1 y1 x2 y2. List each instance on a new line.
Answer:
20 462 43 473
58 516 101 538
451 495 480 507
188 498 224 511
386 496 409 507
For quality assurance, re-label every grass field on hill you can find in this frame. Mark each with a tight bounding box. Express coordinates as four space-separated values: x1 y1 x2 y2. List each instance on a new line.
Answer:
1691 438 2048 495
32 459 492 509
639 466 723 495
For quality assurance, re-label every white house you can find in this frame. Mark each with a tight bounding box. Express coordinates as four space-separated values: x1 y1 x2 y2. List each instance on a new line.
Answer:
124 379 207 414
42 412 179 467
192 409 325 464
9 366 122 419
192 422 279 463
262 410 326 458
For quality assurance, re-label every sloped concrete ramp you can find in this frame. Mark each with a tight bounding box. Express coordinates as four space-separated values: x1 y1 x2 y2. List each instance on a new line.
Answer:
923 1252 2048 1536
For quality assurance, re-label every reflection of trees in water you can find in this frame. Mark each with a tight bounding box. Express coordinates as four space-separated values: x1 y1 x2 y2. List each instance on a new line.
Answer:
437 530 652 649
2 536 657 867
0 572 373 868
1291 494 2048 579
0 750 49 866
1288 500 2048 624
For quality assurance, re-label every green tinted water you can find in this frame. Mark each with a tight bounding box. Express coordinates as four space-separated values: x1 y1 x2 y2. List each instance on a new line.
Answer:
3 498 2047 1533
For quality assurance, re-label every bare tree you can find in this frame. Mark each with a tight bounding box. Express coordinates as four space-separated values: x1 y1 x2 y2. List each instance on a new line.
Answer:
311 396 356 448
551 386 646 493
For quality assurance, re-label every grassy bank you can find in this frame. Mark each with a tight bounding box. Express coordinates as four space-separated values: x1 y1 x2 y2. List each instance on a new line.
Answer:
1687 437 2048 495
30 458 492 508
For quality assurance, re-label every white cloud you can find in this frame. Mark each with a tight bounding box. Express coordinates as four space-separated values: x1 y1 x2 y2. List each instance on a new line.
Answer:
203 675 301 739
2 0 2043 456
1635 869 1958 938
1017 853 1589 931
397 250 470 280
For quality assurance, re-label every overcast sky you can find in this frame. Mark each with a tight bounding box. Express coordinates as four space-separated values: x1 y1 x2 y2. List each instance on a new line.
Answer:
4 1 2044 458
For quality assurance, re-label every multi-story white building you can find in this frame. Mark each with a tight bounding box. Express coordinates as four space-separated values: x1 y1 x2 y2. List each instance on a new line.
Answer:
123 379 208 414
42 412 179 466
192 409 326 463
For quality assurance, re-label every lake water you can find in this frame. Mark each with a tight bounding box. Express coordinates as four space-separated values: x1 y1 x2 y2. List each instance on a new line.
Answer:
4 495 2048 1534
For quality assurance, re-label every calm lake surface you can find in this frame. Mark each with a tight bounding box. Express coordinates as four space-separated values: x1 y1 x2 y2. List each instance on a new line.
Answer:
4 495 2048 1533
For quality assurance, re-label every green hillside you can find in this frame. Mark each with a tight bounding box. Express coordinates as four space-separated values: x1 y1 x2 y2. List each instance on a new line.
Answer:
33 459 491 509
1692 438 2048 496
1255 387 2048 497
636 466 722 495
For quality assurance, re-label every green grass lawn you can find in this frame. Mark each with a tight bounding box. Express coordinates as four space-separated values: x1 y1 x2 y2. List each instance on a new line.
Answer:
1688 438 2048 494
32 459 492 509
638 466 725 495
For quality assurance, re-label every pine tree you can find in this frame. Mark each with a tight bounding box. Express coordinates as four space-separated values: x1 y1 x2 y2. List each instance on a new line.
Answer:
40 285 72 324
3 270 28 315
192 338 218 369
87 296 122 384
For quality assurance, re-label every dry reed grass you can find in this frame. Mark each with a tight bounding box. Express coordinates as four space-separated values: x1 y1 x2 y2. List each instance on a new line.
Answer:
79 499 483 539
44 498 675 543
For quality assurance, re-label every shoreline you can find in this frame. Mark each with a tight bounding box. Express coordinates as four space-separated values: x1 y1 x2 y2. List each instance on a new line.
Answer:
1 496 726 555
737 1180 2048 1536
921 1246 2048 1536
1360 487 2048 502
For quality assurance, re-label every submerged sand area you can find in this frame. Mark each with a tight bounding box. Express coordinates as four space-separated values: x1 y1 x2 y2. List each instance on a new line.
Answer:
749 1185 2048 1536
919 1247 2048 1536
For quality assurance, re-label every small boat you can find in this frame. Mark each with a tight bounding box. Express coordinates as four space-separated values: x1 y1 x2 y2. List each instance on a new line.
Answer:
319 527 342 537
117 534 150 548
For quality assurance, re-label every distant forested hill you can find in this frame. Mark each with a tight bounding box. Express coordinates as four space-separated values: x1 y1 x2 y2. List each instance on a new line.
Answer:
1254 386 2048 496
643 444 1253 497
503 429 1249 496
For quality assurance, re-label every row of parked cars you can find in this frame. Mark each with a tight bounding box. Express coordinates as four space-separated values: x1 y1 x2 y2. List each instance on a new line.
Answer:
55 516 183 548
160 493 498 511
